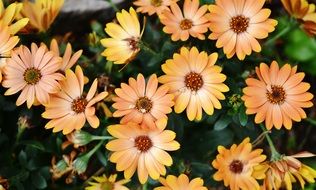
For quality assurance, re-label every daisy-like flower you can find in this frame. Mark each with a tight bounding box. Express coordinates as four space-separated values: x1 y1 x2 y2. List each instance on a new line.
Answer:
85 174 130 190
133 0 179 16
112 73 174 129
100 7 144 64
208 0 278 60
2 43 64 108
42 66 108 135
19 0 64 32
0 1 29 34
0 22 20 82
242 61 314 130
158 46 229 121
212 137 267 190
49 39 83 71
154 174 207 190
106 119 180 184
160 0 209 41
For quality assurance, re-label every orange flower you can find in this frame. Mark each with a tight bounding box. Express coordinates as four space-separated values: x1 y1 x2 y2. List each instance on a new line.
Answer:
155 174 207 190
106 119 180 184
42 66 108 135
208 0 277 60
159 0 209 41
134 0 179 16
242 61 314 130
2 43 63 108
159 47 229 121
113 74 174 129
212 138 267 190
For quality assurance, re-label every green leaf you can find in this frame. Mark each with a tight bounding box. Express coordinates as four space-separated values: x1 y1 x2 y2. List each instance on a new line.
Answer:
96 150 108 167
214 115 232 130
18 150 27 166
239 106 248 126
31 172 47 189
19 140 45 151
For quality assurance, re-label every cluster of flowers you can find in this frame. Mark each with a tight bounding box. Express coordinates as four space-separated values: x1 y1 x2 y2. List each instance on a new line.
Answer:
0 0 315 190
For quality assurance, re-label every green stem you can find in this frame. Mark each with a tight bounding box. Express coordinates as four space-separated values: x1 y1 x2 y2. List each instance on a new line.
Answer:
305 118 316 126
264 24 292 46
106 0 119 11
139 41 159 56
91 136 113 141
86 140 105 158
260 124 281 161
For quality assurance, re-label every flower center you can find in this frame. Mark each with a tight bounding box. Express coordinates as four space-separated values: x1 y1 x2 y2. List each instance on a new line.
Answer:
135 97 152 113
100 181 114 190
23 67 42 85
230 15 249 34
151 0 162 6
185 72 204 91
134 135 153 152
266 85 286 105
71 97 88 113
229 160 244 174
180 19 193 30
126 37 140 51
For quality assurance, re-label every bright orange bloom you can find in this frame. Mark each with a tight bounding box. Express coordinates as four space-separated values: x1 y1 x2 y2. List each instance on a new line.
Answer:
2 43 63 108
155 174 207 190
160 0 209 41
242 61 314 130
134 0 179 16
106 119 180 184
159 47 229 121
208 0 277 60
212 138 267 190
42 66 108 135
113 74 174 129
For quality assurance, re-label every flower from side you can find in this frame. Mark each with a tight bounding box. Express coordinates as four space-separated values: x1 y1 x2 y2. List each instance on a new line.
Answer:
106 119 180 184
154 174 207 190
160 0 209 41
208 0 277 60
85 174 130 190
112 73 174 129
159 46 229 121
42 66 108 134
133 0 179 16
2 43 64 108
242 61 314 130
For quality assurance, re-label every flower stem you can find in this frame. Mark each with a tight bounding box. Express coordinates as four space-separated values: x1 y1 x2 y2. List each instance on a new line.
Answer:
91 136 113 141
106 0 119 11
259 124 281 161
86 140 105 158
305 118 316 126
139 41 159 56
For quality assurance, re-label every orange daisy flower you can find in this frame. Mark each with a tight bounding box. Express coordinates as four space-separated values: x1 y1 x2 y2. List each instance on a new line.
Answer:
212 137 267 190
133 0 178 16
112 73 174 129
2 43 63 108
242 61 314 130
42 66 108 135
158 47 229 121
155 174 207 190
106 119 180 184
208 0 278 60
159 0 209 41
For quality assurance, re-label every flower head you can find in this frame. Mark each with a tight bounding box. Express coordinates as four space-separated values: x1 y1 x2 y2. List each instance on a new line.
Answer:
106 120 180 184
113 74 174 129
212 137 267 190
85 174 130 190
2 43 64 108
160 0 209 41
208 0 277 60
101 7 143 64
159 46 229 121
133 0 179 16
242 61 314 130
42 66 108 134
154 174 207 190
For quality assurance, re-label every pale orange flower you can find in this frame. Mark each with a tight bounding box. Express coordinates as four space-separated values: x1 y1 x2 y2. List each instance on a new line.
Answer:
242 61 314 130
160 0 209 41
212 137 267 190
159 47 229 121
106 119 180 184
112 73 174 129
2 43 63 108
155 174 207 190
133 0 179 16
42 66 108 135
208 0 278 60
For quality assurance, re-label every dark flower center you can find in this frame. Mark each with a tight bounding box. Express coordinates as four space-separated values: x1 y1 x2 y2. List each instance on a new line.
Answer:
151 0 162 6
135 96 152 113
266 85 286 104
229 160 244 174
125 37 140 51
23 67 42 85
185 72 204 91
100 181 114 190
180 19 193 30
230 15 249 34
71 97 88 113
135 135 153 152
